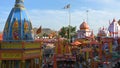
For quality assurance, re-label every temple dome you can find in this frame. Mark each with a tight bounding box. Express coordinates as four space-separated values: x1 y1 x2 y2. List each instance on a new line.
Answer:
3 0 33 41
80 21 89 30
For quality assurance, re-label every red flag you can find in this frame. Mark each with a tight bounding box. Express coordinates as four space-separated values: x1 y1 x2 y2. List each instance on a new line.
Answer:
36 26 42 34
0 33 3 41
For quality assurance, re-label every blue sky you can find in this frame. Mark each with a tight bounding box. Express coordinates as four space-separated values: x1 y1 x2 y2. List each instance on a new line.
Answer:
1 0 120 34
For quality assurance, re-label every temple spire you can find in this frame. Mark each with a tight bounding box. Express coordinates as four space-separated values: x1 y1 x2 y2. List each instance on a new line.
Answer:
16 0 24 3
15 0 24 8
3 0 33 41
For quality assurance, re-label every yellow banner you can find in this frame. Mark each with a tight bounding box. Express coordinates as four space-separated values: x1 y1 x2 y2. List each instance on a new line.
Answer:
1 53 22 59
1 42 22 48
25 42 40 49
25 50 40 54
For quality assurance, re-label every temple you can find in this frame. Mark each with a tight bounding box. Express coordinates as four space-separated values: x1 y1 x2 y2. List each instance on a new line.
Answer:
0 0 42 68
0 0 120 68
97 27 107 37
77 21 92 39
108 19 120 38
3 0 33 41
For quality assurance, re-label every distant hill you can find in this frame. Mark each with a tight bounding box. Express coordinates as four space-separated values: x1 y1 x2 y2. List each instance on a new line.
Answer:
33 28 58 38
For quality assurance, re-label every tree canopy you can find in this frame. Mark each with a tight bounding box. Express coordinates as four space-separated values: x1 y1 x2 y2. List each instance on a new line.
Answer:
59 26 76 39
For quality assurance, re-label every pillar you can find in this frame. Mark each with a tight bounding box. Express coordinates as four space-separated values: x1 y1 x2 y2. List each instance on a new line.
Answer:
34 59 36 68
14 60 19 68
2 61 3 68
6 61 8 68
4 61 6 68
30 59 34 68
12 60 14 68
38 58 41 68
21 60 25 68
2 61 4 68
19 61 21 68
0 60 2 68
8 61 11 68
109 42 112 53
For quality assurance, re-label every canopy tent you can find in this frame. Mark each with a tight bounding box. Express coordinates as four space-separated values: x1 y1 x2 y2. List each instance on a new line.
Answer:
71 41 82 46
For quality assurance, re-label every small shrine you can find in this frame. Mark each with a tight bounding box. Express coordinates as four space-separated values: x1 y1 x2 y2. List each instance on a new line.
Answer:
97 27 107 37
77 21 92 39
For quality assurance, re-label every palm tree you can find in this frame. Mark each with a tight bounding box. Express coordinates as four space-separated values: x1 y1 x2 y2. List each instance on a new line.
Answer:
59 26 76 39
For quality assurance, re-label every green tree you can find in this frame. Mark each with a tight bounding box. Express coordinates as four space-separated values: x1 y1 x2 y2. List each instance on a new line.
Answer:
59 26 76 39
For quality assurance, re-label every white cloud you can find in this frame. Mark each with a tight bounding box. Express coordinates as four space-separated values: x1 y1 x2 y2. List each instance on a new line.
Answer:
84 0 120 10
27 9 120 35
1 8 120 35
86 0 119 4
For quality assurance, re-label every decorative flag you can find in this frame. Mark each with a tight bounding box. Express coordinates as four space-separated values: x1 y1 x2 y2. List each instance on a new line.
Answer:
64 4 70 9
36 26 42 34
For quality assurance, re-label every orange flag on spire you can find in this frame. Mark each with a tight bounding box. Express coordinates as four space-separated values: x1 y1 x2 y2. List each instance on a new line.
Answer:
36 26 42 34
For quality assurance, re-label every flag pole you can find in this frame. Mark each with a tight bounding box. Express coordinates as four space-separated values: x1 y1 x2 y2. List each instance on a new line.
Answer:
63 4 71 43
86 10 89 24
68 5 71 43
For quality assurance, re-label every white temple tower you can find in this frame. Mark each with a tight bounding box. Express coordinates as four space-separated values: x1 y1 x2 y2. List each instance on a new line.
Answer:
108 19 120 38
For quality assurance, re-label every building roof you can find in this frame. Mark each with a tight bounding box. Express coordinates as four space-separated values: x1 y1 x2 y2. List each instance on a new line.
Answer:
80 21 89 30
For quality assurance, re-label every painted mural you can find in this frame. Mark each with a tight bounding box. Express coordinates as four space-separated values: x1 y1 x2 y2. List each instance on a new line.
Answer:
12 20 19 40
